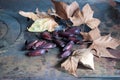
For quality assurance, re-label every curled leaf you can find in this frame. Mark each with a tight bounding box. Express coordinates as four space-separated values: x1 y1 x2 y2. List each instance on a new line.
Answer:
73 49 94 70
66 1 80 18
51 0 79 19
19 11 39 21
19 9 59 32
51 0 67 19
52 0 100 28
61 55 79 77
61 48 94 77
70 4 101 29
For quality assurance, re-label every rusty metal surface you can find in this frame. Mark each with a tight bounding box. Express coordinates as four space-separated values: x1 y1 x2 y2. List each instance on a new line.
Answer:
0 0 120 80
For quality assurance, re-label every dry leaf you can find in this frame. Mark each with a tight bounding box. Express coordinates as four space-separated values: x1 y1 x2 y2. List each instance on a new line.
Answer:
19 9 50 20
107 49 120 59
66 1 80 18
51 0 100 28
28 18 58 32
47 8 57 16
19 11 39 21
61 56 79 77
51 0 67 19
89 34 120 58
73 49 94 70
61 48 94 77
80 32 90 41
35 8 50 18
47 8 53 14
51 0 79 19
81 27 120 58
19 9 59 32
70 4 100 29
80 28 100 41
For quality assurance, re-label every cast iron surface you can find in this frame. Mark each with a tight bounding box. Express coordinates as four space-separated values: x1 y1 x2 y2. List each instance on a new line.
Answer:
0 11 21 49
0 0 120 80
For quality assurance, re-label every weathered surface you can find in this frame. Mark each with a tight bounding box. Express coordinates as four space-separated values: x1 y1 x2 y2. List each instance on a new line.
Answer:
0 0 120 80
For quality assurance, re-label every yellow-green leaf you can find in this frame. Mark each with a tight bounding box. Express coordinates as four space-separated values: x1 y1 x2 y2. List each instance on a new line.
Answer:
28 18 58 32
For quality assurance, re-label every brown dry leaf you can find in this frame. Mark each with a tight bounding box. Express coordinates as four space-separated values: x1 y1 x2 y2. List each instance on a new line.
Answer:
61 56 79 77
19 9 50 21
89 34 120 58
19 9 58 32
73 49 94 70
47 8 58 16
51 0 67 19
35 8 50 18
51 0 79 19
61 48 94 77
47 8 52 14
107 49 120 59
81 28 120 58
80 28 100 41
70 4 100 29
80 32 90 41
51 0 100 28
19 11 39 21
66 1 80 18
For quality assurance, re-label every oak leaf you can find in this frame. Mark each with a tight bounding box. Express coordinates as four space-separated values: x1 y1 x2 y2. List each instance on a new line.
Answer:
70 4 100 29
61 48 94 77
